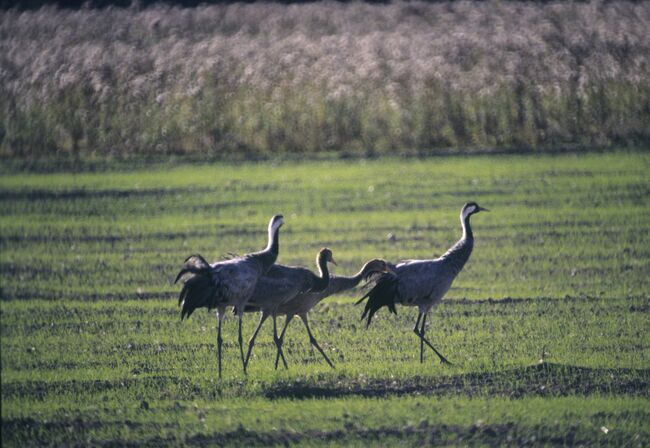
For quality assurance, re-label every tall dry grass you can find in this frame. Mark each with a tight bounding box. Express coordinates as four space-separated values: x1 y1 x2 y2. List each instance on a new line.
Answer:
1 1 650 158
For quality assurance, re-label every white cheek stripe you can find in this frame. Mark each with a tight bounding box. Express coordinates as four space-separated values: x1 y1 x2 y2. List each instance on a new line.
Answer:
462 206 475 220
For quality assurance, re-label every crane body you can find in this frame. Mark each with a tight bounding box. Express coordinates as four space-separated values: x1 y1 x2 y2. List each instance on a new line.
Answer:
358 203 488 364
175 214 284 378
242 248 336 370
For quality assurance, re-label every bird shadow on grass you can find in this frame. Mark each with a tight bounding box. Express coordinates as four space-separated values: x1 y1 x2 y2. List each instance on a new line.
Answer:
264 362 650 400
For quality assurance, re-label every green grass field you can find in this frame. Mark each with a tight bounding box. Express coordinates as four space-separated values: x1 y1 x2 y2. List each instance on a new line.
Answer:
1 151 649 446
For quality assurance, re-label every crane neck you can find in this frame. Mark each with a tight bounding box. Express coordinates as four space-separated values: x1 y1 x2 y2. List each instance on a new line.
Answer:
461 211 474 241
257 226 280 272
311 255 331 293
440 211 474 275
326 264 369 295
265 225 280 254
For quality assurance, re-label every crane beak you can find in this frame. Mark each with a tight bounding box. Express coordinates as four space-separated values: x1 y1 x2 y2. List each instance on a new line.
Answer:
478 206 489 212
330 257 338 266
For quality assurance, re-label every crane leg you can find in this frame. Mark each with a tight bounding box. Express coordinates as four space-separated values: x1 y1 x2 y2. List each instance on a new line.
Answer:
244 311 269 370
237 309 247 374
273 315 289 370
420 313 427 363
412 313 423 362
274 315 294 370
216 308 225 379
413 312 451 365
300 314 335 369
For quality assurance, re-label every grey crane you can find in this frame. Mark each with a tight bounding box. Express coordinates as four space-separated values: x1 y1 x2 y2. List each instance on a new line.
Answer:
357 202 488 364
268 258 391 369
242 248 337 370
174 214 284 378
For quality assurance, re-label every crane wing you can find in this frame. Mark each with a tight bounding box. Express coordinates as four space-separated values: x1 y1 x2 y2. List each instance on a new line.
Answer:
358 259 447 327
177 255 266 319
211 257 263 306
393 260 446 306
247 265 312 308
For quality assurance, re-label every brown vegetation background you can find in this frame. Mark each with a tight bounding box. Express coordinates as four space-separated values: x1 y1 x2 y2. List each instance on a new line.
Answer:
1 1 650 158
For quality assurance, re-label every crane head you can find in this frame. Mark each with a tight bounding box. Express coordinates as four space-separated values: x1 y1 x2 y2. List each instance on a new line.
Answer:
362 259 393 277
318 247 337 266
462 202 489 220
269 214 284 232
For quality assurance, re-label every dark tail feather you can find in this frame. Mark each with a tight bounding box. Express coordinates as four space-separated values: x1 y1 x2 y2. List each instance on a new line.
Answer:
174 266 205 285
355 275 383 305
179 274 217 320
359 271 386 291
176 254 216 320
184 254 210 265
355 291 370 305
359 273 398 328
175 254 211 284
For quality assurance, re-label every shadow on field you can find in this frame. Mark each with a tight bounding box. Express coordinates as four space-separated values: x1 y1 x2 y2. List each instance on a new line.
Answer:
0 418 608 447
264 363 650 400
171 422 598 447
4 363 647 402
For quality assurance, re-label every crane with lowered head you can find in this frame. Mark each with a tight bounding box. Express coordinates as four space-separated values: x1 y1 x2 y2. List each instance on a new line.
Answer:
242 247 338 370
243 258 391 369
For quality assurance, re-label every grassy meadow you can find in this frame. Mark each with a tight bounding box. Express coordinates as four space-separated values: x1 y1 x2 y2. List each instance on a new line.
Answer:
2 1 650 158
1 151 649 446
